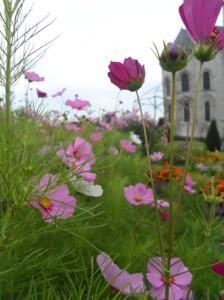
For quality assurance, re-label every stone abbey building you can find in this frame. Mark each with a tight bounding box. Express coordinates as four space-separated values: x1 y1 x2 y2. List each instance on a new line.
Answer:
162 28 224 138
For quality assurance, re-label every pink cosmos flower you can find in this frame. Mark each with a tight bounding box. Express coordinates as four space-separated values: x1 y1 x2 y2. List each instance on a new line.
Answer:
65 99 90 110
24 71 44 82
76 162 96 183
147 257 193 300
36 88 47 98
96 252 145 296
120 139 136 153
66 136 94 165
151 199 170 209
179 0 224 46
64 124 81 132
124 183 154 206
90 132 103 142
151 152 164 161
56 137 96 183
57 149 96 183
211 262 224 276
184 175 196 194
108 57 145 92
52 88 66 97
30 174 76 223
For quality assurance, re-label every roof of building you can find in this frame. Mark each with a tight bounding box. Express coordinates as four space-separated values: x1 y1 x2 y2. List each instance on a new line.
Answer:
174 28 192 49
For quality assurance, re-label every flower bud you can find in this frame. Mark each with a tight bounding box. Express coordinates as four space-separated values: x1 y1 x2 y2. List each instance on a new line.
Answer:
158 42 188 73
193 44 215 62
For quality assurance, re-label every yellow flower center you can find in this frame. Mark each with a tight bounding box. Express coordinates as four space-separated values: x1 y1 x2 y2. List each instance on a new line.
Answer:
74 150 81 159
134 195 142 202
39 198 52 209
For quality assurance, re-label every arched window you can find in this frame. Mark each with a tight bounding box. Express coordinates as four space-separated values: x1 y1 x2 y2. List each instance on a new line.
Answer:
181 73 189 92
203 71 210 90
184 103 190 122
165 77 170 96
205 101 211 121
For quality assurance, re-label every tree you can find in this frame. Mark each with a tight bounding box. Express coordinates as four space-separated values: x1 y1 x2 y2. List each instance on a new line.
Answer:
205 119 221 152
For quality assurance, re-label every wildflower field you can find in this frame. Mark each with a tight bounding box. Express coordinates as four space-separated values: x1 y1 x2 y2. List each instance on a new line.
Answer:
2 0 224 299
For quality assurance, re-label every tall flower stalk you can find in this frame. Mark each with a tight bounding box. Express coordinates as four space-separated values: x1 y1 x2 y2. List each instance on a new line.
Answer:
165 71 176 300
4 0 12 128
108 57 165 258
0 0 55 131
136 90 164 258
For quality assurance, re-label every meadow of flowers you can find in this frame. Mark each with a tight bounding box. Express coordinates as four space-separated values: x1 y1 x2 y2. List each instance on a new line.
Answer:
1 0 224 299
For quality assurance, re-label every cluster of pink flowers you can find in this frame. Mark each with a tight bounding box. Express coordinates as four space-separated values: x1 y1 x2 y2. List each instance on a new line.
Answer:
97 253 193 299
64 123 81 132
57 136 96 183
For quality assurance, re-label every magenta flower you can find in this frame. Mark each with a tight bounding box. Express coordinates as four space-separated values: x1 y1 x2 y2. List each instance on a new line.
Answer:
124 183 154 206
184 175 196 194
211 262 224 276
96 252 145 296
120 139 136 153
147 257 193 300
36 88 47 98
52 88 66 97
57 149 96 182
90 132 103 142
151 152 164 161
24 71 44 82
65 99 90 110
160 211 170 222
30 174 76 223
65 136 94 165
64 124 80 132
56 137 96 183
179 0 224 46
108 57 145 92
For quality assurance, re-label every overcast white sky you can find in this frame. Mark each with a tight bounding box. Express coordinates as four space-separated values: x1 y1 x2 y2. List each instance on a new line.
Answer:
14 0 223 117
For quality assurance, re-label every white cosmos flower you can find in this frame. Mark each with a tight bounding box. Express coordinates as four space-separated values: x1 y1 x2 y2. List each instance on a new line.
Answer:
73 179 103 197
130 132 142 145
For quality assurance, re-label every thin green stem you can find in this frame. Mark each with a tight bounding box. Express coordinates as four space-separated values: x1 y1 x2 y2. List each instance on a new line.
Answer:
183 62 203 180
165 71 176 300
174 62 203 218
5 1 12 130
136 90 164 258
167 63 203 300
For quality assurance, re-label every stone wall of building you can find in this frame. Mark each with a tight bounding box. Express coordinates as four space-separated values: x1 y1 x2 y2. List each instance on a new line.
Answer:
162 48 224 138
